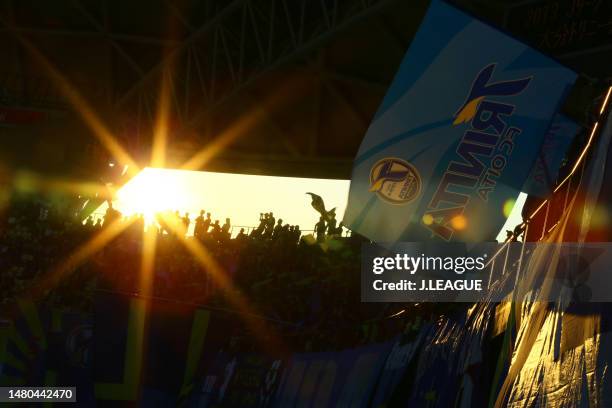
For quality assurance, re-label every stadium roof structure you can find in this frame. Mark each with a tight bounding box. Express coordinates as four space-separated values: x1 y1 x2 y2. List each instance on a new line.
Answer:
0 0 610 180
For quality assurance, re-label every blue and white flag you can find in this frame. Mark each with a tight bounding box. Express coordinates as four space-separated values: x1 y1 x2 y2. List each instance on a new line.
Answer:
522 113 581 197
342 0 577 242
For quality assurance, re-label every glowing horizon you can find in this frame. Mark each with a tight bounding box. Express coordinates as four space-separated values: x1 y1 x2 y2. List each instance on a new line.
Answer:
94 167 525 241
95 167 351 235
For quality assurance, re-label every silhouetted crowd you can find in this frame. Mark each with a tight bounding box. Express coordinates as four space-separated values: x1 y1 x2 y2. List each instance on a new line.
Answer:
0 193 417 351
85 205 345 245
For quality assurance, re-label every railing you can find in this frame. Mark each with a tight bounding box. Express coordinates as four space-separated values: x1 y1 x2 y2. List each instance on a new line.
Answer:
84 213 333 238
485 86 612 288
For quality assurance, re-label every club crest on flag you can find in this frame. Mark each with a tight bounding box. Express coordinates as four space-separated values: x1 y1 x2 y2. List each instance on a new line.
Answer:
342 0 577 243
369 158 421 204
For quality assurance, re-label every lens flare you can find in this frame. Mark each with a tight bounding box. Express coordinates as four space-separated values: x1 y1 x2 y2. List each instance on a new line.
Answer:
25 217 134 300
503 199 516 218
180 77 306 171
451 215 467 230
590 205 610 229
2 21 139 176
114 168 186 223
161 212 287 355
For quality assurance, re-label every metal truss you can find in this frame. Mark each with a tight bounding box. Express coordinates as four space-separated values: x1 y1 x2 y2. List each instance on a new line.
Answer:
114 0 399 133
0 0 401 175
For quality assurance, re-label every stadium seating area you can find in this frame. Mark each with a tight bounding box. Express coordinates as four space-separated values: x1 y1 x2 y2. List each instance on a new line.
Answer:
0 193 427 353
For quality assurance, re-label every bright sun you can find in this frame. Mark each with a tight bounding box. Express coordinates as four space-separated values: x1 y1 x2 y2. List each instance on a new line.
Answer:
96 167 351 235
114 168 186 223
95 167 523 240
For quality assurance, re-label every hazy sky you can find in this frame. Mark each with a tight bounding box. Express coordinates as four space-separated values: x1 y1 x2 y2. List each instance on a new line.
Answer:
96 167 524 240
101 167 350 234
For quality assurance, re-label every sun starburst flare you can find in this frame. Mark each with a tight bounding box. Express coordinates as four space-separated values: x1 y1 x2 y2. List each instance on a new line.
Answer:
4 11 293 357
12 171 116 201
160 212 287 355
180 77 306 171
139 225 158 299
26 217 134 301
1 18 140 177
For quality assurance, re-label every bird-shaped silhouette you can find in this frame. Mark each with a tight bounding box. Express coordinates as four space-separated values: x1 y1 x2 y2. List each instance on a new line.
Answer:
306 193 336 221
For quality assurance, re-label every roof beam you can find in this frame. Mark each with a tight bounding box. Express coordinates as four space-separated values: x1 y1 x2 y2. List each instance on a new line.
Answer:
115 0 251 108
70 0 145 76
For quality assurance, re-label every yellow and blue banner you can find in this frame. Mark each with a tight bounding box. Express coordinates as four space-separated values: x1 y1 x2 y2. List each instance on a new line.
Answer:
93 291 211 404
343 0 577 242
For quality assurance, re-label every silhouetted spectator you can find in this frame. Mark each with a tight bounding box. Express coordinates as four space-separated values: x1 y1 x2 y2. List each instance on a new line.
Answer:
222 218 231 239
327 213 337 236
336 222 345 236
315 216 326 242
254 213 267 237
235 228 247 243
263 213 275 239
211 220 221 241
194 210 205 238
293 225 301 243
202 212 212 236
182 212 190 232
273 219 283 239
103 201 121 227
